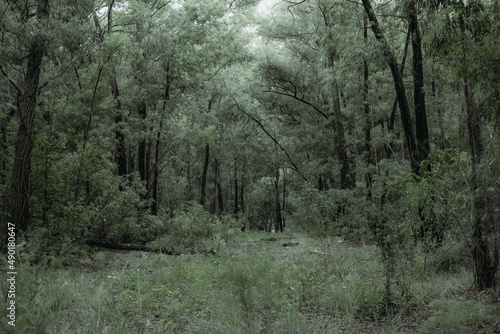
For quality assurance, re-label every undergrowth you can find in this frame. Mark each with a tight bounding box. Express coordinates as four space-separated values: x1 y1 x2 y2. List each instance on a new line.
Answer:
1 231 498 333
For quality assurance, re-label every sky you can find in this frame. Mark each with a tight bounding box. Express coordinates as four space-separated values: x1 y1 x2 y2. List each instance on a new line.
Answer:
256 0 281 15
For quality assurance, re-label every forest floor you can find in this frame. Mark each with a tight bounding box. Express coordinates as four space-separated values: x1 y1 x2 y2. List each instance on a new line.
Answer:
2 231 500 333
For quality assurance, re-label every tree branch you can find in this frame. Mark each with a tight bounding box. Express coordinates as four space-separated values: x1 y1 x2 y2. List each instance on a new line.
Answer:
264 90 329 119
232 97 308 182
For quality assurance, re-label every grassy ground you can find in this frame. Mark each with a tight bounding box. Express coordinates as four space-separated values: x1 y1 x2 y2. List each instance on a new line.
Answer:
2 231 499 333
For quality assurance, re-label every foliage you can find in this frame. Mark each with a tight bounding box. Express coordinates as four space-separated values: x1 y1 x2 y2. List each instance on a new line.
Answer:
149 203 236 253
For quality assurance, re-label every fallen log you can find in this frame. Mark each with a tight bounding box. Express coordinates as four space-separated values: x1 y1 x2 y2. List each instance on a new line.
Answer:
86 240 181 255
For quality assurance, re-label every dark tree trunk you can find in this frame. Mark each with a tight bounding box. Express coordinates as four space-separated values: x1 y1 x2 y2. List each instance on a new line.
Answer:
10 0 50 233
408 1 438 243
362 0 419 175
138 102 149 193
103 1 127 181
464 77 498 289
409 1 430 171
233 162 238 217
217 182 223 214
432 80 446 150
240 162 245 216
152 120 162 215
200 142 209 207
282 167 286 229
363 15 373 199
274 167 283 232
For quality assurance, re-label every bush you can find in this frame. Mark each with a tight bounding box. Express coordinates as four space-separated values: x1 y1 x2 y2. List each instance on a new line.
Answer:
150 202 236 253
292 185 369 241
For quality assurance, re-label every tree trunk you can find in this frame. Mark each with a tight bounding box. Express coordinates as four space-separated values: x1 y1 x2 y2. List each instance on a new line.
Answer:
408 1 438 243
274 167 283 232
138 101 150 196
211 157 222 214
152 119 162 215
113 78 127 178
328 53 351 190
464 77 498 289
200 143 209 207
234 162 238 217
409 1 430 171
362 0 419 175
363 14 373 199
10 0 50 233
282 167 286 229
152 67 171 215
322 9 352 190
432 80 446 150
217 182 223 214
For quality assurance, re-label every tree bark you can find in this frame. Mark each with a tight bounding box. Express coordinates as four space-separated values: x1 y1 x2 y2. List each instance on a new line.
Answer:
10 0 50 233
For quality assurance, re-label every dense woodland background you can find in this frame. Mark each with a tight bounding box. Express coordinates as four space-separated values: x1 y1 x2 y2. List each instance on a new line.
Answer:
1 0 500 329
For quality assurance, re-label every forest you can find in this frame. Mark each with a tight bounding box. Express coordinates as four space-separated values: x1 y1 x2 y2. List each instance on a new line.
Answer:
1 0 499 332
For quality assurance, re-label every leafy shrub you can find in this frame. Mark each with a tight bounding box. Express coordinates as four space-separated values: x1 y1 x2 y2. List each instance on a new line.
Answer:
150 202 235 253
292 185 369 241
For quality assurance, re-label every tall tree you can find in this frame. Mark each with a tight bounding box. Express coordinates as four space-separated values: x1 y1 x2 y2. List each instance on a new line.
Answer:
9 0 50 233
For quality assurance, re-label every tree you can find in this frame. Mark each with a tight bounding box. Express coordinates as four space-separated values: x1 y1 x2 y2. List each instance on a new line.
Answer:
7 0 50 233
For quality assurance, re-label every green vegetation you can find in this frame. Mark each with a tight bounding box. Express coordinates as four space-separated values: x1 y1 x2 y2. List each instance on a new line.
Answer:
1 231 498 333
1 0 499 331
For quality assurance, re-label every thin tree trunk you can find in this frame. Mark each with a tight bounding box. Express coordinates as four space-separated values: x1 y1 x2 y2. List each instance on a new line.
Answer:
217 181 223 214
138 101 149 190
282 167 286 229
151 67 171 216
274 166 283 232
328 52 351 190
152 119 162 215
432 80 446 150
113 78 127 178
364 14 373 199
234 161 238 217
321 7 352 190
200 143 209 207
211 157 220 214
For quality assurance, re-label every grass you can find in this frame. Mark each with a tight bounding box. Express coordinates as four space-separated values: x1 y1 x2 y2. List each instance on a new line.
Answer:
1 231 499 333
